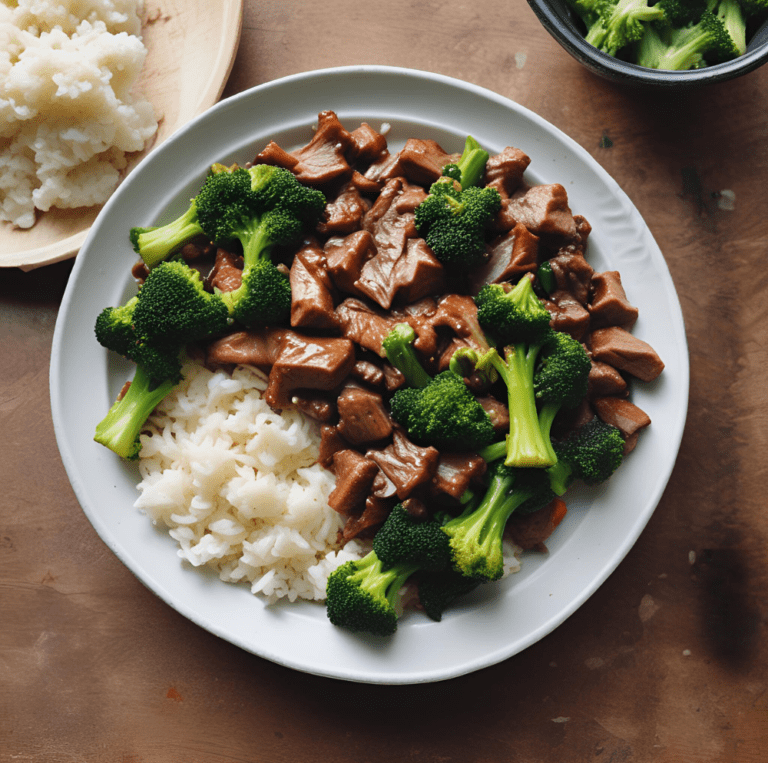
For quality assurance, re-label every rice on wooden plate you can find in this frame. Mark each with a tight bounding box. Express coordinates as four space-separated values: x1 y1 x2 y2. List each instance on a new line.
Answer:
134 361 365 603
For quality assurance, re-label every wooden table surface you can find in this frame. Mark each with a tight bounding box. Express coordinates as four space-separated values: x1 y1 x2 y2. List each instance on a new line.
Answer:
2 1 767 760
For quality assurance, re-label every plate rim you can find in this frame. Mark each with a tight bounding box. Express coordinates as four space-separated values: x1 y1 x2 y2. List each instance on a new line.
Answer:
50 64 690 684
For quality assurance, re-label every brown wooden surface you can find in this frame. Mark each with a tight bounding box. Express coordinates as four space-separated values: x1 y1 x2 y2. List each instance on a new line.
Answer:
2 1 767 760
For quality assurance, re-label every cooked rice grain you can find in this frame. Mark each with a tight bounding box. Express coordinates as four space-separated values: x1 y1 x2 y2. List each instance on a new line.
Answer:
135 362 363 603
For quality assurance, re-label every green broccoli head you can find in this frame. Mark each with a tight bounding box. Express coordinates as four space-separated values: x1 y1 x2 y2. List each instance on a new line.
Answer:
225 258 292 328
372 504 452 572
414 179 501 269
248 164 327 222
535 331 591 411
442 461 554 581
475 275 552 346
548 417 626 494
130 201 205 270
131 260 230 345
325 553 416 637
417 567 481 622
598 0 667 55
389 370 496 451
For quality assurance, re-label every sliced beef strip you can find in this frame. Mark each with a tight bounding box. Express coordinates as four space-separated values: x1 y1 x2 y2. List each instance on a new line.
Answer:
205 328 287 373
588 360 628 398
484 146 531 199
386 237 447 307
264 332 356 409
497 183 577 241
547 251 594 306
589 270 639 329
336 385 393 445
289 241 338 330
289 110 353 187
316 181 370 235
328 449 380 514
206 247 243 293
589 326 664 382
430 452 487 502
318 424 348 469
349 359 385 387
366 428 440 501
252 140 300 171
468 223 539 293
394 185 428 214
324 230 376 296
364 138 459 187
592 396 651 455
544 291 591 341
290 392 336 423
478 395 510 435
335 297 405 357
348 122 389 164
341 494 394 541
349 169 383 195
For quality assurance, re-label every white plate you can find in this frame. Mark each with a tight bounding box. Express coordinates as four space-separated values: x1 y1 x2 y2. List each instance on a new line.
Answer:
50 66 689 684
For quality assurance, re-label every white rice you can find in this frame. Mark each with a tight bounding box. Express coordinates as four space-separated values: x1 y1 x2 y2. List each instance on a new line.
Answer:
0 0 157 228
135 361 364 604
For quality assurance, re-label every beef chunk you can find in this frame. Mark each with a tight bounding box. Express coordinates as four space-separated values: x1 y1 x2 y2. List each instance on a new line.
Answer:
328 449 380 514
588 360 628 398
336 385 393 445
593 397 651 454
341 495 393 541
205 328 287 372
264 332 356 409
498 183 577 241
544 291 591 341
478 395 510 434
589 326 664 382
324 230 376 296
348 122 388 163
431 452 487 501
289 110 353 186
469 223 539 293
335 297 403 357
289 241 337 330
317 182 370 235
366 428 440 501
350 359 385 387
318 424 348 469
206 248 243 294
589 270 639 329
547 251 594 305
484 146 531 198
252 140 300 171
291 392 336 423
365 138 459 186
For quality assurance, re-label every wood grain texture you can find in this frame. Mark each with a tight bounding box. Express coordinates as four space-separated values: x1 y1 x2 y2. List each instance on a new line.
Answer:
2 0 768 760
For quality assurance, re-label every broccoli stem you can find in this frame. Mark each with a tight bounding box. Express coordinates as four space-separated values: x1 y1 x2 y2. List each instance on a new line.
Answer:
134 204 204 270
94 365 176 460
490 346 555 468
382 323 432 388
538 403 561 466
456 136 490 189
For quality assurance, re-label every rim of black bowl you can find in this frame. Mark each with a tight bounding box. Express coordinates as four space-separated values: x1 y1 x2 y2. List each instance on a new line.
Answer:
527 0 768 86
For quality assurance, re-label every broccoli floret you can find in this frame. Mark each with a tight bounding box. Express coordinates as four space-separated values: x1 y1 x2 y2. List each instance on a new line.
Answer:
442 461 555 582
93 260 231 459
326 505 451 636
131 260 230 345
383 324 495 450
474 275 557 468
638 9 738 68
710 0 747 54
534 330 592 465
389 369 496 451
593 0 667 55
418 567 481 622
372 503 452 571
130 204 205 271
381 322 432 388
414 140 501 269
547 417 626 495
440 135 490 190
207 165 325 327
326 553 415 637
656 0 707 25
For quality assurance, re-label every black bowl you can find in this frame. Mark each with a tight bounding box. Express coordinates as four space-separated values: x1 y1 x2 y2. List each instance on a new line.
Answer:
526 0 768 86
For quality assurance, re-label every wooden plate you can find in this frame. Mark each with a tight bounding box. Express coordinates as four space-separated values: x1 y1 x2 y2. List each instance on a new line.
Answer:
1 0 244 271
